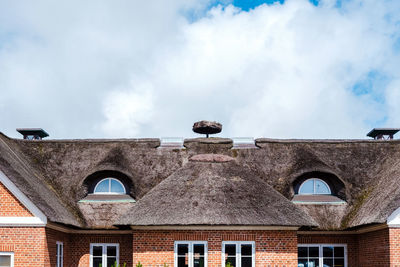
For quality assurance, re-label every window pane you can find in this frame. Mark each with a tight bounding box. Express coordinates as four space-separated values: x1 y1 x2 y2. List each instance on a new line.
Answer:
0 256 11 266
298 259 307 267
193 257 205 267
107 257 117 267
334 258 345 267
93 246 103 257
334 247 344 258
298 247 308 258
241 244 252 256
323 246 333 257
111 180 125 194
178 244 189 255
93 257 102 267
315 180 330 194
225 244 236 256
95 179 109 193
241 257 252 267
193 244 204 257
323 259 333 267
226 257 236 267
299 180 314 194
178 256 189 267
309 247 319 258
107 246 117 257
308 258 320 267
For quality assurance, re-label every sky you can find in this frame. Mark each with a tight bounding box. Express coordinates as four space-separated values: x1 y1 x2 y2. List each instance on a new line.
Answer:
1 0 400 139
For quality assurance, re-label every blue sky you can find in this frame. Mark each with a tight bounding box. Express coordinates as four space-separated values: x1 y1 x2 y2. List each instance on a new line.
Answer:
0 0 400 139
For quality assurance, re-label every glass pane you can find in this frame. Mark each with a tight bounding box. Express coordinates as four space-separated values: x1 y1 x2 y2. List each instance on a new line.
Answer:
193 244 205 257
334 247 344 258
309 247 319 257
315 180 330 194
323 259 333 267
225 244 236 256
299 180 314 194
298 247 308 258
95 179 109 193
193 257 205 267
334 258 345 267
241 257 252 267
178 256 189 267
226 257 236 267
0 256 11 266
107 257 117 267
107 246 117 257
93 257 102 267
308 258 320 267
111 179 125 194
93 246 103 257
178 244 189 255
323 246 333 257
241 244 252 256
298 259 307 267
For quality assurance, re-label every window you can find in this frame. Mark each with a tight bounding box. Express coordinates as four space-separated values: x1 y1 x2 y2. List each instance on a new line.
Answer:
90 243 119 267
298 178 331 195
222 241 255 267
56 242 63 267
174 241 207 267
0 252 14 267
298 244 347 267
94 178 125 194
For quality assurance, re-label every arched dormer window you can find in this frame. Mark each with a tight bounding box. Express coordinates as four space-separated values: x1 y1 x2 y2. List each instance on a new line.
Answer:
94 178 126 194
298 178 331 195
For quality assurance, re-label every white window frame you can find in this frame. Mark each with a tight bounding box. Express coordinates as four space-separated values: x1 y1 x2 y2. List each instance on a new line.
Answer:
56 241 63 267
221 241 255 267
298 178 331 195
174 241 208 267
0 252 14 267
297 244 347 267
89 243 119 267
93 178 126 195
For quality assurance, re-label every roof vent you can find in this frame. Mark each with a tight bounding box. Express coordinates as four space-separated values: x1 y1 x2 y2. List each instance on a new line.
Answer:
16 128 49 140
192 120 222 138
160 137 184 148
367 128 400 140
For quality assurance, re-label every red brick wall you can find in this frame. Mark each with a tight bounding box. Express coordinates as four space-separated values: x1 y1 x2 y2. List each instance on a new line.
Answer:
0 227 46 266
0 182 32 217
45 228 70 267
133 230 298 267
358 228 390 267
389 228 400 267
69 233 133 267
298 233 358 267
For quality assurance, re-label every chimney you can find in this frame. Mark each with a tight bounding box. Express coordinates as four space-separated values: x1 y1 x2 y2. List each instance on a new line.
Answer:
367 128 400 140
16 128 49 140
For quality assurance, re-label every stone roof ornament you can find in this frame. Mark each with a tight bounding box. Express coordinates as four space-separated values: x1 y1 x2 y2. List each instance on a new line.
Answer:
192 120 222 138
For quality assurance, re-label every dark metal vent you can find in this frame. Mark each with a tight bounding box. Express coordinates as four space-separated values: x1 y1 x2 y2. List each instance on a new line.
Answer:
16 128 49 140
367 128 400 140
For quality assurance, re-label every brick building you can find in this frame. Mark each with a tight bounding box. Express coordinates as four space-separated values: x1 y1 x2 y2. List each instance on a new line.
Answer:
1 126 400 266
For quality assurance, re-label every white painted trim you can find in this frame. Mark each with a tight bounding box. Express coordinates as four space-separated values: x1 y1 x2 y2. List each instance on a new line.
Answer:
297 244 347 267
130 225 299 231
0 251 14 267
174 241 208 267
221 241 255 267
90 243 119 267
387 207 400 227
0 217 46 227
56 241 63 267
0 170 47 225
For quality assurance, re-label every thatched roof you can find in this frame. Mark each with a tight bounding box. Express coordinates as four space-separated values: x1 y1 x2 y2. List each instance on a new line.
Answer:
1 133 400 230
117 161 316 226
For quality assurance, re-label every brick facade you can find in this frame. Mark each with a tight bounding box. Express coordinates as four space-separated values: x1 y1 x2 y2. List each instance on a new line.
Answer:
389 228 400 267
133 230 298 267
0 182 32 217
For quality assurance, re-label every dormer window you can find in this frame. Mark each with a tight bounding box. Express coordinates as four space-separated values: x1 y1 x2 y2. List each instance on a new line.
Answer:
94 178 126 194
298 178 331 195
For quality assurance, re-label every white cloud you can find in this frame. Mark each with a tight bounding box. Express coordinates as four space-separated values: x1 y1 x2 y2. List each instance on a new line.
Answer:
1 0 400 139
